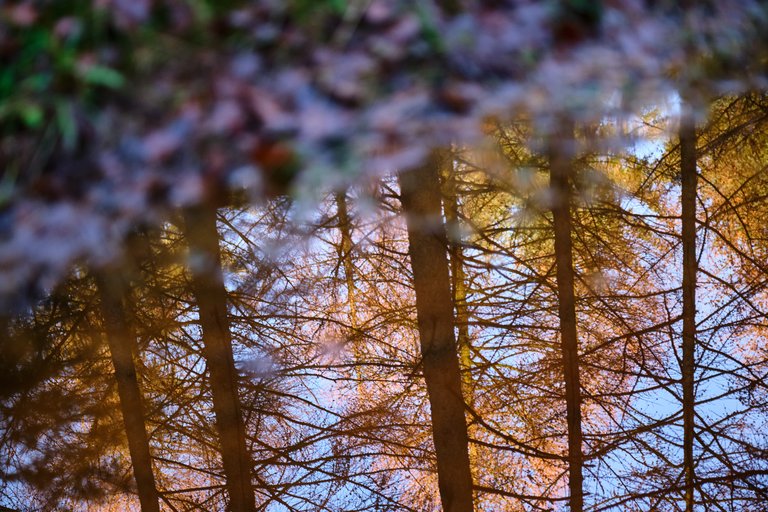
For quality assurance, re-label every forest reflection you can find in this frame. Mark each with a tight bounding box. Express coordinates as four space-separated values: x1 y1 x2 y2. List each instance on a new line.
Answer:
4 97 768 511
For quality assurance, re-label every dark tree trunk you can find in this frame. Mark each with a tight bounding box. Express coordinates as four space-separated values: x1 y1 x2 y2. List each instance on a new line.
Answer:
184 205 256 512
680 108 698 512
399 153 475 512
549 123 584 512
96 272 160 512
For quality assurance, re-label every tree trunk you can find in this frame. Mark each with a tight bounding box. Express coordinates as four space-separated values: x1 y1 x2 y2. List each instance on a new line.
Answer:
549 123 584 512
441 159 474 405
184 205 256 512
335 192 361 338
96 272 160 512
336 190 368 393
399 153 475 512
680 107 698 512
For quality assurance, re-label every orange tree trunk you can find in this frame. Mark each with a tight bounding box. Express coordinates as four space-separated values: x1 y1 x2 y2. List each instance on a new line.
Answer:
184 205 256 512
399 153 475 512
